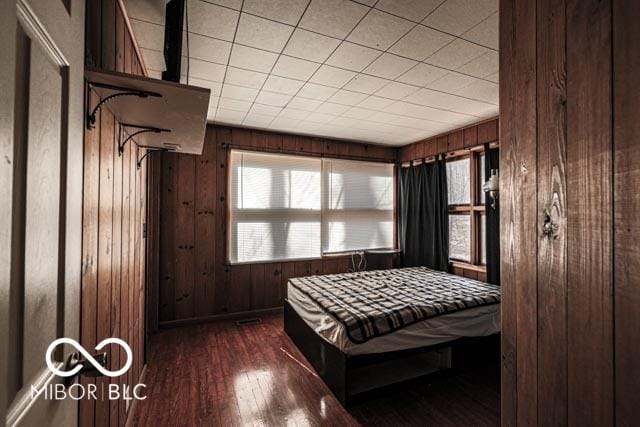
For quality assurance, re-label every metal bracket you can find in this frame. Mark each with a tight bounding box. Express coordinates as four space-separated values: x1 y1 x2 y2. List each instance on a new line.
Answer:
86 81 162 129
136 146 174 170
118 123 170 156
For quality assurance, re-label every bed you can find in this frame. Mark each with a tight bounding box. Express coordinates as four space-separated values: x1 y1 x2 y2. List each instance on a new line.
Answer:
284 266 501 405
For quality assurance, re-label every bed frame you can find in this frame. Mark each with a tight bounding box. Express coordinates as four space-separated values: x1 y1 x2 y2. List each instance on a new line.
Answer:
284 300 499 406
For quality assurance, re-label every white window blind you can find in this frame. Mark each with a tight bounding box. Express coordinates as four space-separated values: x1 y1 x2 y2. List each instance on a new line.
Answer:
229 151 322 263
322 158 394 254
229 151 395 263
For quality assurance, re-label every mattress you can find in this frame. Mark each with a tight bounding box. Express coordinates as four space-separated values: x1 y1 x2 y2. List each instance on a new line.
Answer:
287 269 501 356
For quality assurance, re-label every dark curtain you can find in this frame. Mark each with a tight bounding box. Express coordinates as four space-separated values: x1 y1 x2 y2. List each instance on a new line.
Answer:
484 147 500 285
398 159 449 271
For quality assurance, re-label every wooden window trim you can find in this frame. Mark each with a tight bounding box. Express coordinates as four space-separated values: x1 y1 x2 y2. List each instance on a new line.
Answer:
447 149 486 268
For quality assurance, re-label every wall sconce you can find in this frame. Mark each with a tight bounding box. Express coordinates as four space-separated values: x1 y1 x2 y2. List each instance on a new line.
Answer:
482 169 499 209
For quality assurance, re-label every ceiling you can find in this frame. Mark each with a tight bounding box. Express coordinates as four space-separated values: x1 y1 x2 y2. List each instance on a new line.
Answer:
126 0 499 146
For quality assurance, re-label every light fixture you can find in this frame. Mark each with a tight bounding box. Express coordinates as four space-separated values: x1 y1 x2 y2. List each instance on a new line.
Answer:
482 169 499 209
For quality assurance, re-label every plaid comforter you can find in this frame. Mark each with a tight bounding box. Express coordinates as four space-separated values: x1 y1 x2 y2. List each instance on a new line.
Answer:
288 267 501 344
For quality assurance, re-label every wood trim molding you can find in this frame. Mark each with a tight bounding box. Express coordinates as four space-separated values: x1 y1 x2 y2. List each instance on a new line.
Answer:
158 307 284 329
116 0 148 77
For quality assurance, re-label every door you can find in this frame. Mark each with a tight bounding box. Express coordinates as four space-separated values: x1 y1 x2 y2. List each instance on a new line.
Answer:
1 0 85 425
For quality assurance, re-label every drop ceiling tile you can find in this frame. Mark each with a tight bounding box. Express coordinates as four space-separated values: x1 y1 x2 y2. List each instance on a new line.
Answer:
328 89 369 106
147 69 162 79
397 63 449 86
189 0 239 41
283 29 342 62
188 59 226 82
225 67 268 89
215 108 246 123
425 38 488 70
287 97 323 111
364 53 417 79
375 0 442 22
343 74 389 94
426 71 477 92
309 65 357 88
272 55 321 80
343 107 376 120
130 19 164 51
375 81 419 100
386 101 429 117
423 0 497 36
255 90 293 107
389 26 455 61
263 75 305 95
358 95 395 110
187 34 232 65
279 107 311 119
404 88 466 110
250 103 283 116
445 97 497 116
451 79 499 104
298 0 369 39
269 116 301 129
347 9 414 50
187 77 223 96
139 48 165 72
203 0 243 10
243 0 310 25
235 13 294 52
457 51 498 78
243 112 276 127
221 84 259 102
332 117 364 128
325 42 381 72
125 0 165 25
305 112 336 124
414 105 475 124
315 102 351 115
486 71 499 83
463 12 498 49
218 97 253 112
297 83 339 101
229 45 279 73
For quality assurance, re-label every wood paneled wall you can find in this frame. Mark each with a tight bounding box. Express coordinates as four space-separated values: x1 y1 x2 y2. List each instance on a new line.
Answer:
500 0 639 424
154 126 397 325
81 2 148 426
398 118 498 163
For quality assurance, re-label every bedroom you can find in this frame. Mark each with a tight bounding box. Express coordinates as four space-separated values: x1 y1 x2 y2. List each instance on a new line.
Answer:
0 0 637 426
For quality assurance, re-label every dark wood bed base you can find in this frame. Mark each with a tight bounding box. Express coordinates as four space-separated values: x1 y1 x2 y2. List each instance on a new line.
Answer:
284 300 499 406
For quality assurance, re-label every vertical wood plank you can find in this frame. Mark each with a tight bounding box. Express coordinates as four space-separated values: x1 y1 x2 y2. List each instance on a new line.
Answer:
214 129 230 313
119 139 131 426
536 0 568 423
96 108 115 427
159 153 176 321
613 0 640 422
264 263 282 307
499 0 538 424
250 263 266 310
566 0 613 424
194 133 216 316
174 154 196 319
80 91 100 427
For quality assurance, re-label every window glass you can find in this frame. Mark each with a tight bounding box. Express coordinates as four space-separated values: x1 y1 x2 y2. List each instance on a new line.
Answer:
481 214 486 264
449 215 471 261
479 154 486 204
446 158 470 205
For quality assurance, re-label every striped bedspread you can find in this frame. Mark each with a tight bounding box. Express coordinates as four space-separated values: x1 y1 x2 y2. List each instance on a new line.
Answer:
288 267 501 344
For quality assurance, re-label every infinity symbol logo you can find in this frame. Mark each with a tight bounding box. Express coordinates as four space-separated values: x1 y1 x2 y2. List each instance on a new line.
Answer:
45 338 133 378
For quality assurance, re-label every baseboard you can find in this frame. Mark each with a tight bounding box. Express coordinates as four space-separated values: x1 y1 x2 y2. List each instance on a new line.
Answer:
158 307 284 329
124 364 147 427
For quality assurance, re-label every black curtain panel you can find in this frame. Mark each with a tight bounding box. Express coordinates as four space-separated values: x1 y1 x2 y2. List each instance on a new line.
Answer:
484 147 500 285
398 158 449 271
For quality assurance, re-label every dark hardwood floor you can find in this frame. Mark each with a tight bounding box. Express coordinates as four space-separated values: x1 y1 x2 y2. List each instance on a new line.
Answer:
131 313 500 426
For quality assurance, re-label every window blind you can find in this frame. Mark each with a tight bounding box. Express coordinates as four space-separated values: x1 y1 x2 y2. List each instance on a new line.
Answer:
229 150 322 263
229 151 395 263
322 158 394 254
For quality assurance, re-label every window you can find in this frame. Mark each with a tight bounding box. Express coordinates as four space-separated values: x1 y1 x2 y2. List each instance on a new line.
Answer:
322 159 394 253
229 150 394 264
446 152 486 266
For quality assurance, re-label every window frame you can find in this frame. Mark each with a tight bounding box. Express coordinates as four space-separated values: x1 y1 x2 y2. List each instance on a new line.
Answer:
446 149 486 269
226 149 397 265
